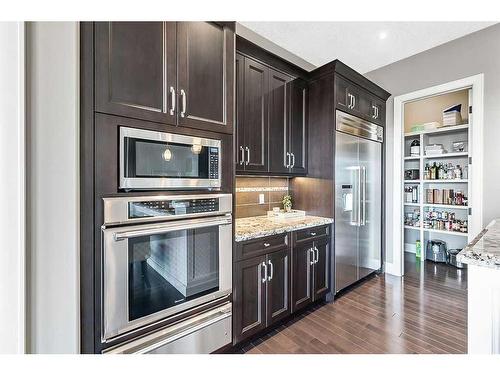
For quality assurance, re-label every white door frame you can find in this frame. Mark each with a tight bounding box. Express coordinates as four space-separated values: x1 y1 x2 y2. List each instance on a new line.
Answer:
390 74 484 277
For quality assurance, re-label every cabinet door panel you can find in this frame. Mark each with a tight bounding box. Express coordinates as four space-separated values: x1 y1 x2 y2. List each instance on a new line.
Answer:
235 53 245 171
313 238 330 300
233 256 267 344
335 75 349 111
177 22 233 133
95 22 176 124
243 58 269 172
268 69 291 174
289 78 308 175
291 241 313 312
266 249 291 325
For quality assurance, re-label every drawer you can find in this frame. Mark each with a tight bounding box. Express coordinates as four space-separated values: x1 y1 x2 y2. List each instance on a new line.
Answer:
293 225 330 244
235 233 288 261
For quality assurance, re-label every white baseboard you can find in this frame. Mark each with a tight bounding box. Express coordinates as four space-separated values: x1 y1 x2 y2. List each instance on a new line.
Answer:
404 243 416 254
384 262 402 277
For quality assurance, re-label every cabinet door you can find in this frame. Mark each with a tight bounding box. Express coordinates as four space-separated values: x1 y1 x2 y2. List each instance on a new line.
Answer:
235 53 245 171
268 69 291 174
291 241 314 312
95 22 176 124
177 22 234 133
233 256 267 344
242 57 269 172
289 78 308 175
335 75 349 111
368 96 385 126
266 249 291 326
313 238 330 300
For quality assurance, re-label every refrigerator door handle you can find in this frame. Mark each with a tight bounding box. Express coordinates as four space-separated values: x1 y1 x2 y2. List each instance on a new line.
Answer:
361 166 367 226
357 166 362 227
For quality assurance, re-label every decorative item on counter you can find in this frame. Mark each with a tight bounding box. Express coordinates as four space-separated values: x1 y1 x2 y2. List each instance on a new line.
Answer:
410 139 420 156
282 194 292 212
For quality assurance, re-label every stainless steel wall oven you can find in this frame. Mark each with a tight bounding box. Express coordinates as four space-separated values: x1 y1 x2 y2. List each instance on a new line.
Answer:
101 194 232 345
119 127 222 190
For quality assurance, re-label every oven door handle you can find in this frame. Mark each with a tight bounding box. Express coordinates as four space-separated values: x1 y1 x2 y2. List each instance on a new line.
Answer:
113 216 232 241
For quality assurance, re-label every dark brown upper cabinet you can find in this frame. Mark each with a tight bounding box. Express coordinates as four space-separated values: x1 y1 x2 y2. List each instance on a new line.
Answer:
236 54 269 173
288 78 308 175
236 53 308 176
176 22 234 133
335 73 386 126
95 21 234 134
268 69 291 174
95 22 176 125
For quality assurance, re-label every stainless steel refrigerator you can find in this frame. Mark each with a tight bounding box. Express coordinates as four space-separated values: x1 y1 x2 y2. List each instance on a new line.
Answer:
334 110 383 293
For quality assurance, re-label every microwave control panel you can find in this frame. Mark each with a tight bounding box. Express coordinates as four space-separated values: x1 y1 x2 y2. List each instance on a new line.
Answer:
208 147 219 180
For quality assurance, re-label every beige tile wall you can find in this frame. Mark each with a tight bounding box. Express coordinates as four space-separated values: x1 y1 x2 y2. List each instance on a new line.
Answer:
235 177 289 218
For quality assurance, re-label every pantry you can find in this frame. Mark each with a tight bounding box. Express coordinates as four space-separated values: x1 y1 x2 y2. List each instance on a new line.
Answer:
396 76 484 273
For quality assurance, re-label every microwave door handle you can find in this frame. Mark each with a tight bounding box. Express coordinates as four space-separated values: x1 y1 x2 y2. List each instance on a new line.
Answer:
113 216 232 241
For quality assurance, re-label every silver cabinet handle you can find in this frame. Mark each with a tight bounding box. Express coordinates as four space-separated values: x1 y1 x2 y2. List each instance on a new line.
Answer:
263 242 270 247
285 152 290 168
245 146 250 165
239 146 245 165
180 89 187 117
169 87 176 115
291 153 295 168
314 247 319 264
352 95 356 109
261 262 267 283
347 94 352 109
310 232 316 236
309 248 315 265
372 105 377 119
267 260 273 281
376 106 379 119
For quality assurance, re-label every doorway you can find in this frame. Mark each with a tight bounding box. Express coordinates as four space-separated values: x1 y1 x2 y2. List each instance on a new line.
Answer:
390 74 484 276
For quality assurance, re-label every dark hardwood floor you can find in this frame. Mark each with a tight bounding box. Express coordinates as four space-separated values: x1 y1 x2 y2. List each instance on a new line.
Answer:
238 253 467 354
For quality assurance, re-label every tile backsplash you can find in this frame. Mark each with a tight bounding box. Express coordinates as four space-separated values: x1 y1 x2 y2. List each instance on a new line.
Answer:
235 177 289 218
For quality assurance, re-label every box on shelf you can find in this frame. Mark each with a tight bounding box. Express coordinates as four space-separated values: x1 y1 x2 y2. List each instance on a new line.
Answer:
441 104 462 127
425 144 446 156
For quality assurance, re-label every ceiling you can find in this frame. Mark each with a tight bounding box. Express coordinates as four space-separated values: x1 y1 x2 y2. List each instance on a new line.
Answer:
239 22 497 73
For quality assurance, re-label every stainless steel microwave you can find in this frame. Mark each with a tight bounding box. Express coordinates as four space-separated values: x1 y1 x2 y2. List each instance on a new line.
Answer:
119 127 221 190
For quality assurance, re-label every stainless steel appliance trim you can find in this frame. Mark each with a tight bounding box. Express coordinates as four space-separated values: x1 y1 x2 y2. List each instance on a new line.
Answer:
103 302 232 354
336 110 383 142
113 216 232 241
102 214 232 342
103 193 232 226
119 127 222 190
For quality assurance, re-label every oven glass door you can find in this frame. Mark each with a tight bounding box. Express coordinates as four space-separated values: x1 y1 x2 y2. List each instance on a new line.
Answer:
120 127 221 190
102 216 232 341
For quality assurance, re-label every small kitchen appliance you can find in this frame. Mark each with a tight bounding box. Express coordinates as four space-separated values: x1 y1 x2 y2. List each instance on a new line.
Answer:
447 248 467 269
426 240 448 263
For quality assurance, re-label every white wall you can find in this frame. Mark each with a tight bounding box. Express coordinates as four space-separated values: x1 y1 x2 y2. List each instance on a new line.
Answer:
365 23 500 264
26 22 79 353
0 22 25 354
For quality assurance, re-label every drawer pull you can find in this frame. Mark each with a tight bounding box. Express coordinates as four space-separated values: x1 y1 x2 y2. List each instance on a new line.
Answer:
263 243 270 247
310 232 316 236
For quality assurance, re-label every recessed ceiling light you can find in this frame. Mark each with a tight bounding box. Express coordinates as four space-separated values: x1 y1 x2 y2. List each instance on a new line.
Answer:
379 31 388 40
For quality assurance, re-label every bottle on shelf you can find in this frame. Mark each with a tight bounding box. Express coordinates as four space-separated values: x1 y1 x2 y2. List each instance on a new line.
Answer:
454 165 462 179
424 164 430 180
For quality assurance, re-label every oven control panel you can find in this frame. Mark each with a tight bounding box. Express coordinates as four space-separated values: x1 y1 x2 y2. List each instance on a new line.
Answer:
129 198 220 219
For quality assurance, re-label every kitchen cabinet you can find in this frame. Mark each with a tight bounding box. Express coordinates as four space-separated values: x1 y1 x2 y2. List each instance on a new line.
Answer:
233 225 329 344
291 227 330 312
233 255 267 344
236 53 308 176
95 22 176 125
236 54 269 172
335 73 385 126
95 21 234 134
233 241 291 344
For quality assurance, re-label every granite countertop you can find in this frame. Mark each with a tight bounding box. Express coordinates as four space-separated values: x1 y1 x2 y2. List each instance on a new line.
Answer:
235 215 334 242
457 219 500 269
